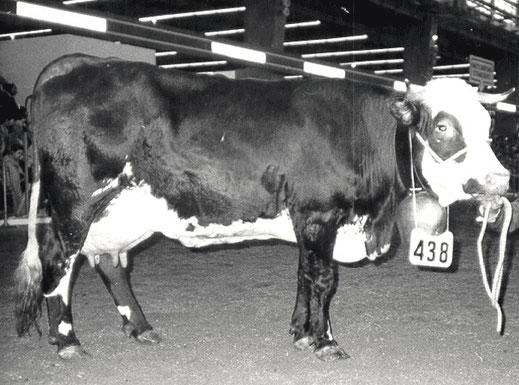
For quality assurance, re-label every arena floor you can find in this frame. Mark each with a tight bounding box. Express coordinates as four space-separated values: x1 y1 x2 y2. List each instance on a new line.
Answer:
1 202 518 385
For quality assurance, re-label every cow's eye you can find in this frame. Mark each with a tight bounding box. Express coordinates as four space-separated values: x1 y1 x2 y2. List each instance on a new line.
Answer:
437 124 447 132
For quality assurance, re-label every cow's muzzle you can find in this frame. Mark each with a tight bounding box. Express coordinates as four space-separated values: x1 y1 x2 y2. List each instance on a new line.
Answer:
463 170 510 196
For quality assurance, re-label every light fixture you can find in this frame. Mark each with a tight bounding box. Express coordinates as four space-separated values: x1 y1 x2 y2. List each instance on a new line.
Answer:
139 7 246 23
160 61 228 69
433 63 470 71
204 20 321 37
0 28 52 40
374 69 403 75
62 0 98 5
340 58 404 67
155 51 178 57
284 35 368 47
16 1 107 32
205 28 244 37
302 47 404 59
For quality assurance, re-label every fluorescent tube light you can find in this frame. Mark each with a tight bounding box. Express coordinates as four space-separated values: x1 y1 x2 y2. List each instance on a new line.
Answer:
140 7 246 23
155 51 178 57
374 69 403 75
161 61 228 69
0 28 52 39
341 58 404 67
205 20 321 37
285 35 368 47
63 0 98 5
302 47 404 59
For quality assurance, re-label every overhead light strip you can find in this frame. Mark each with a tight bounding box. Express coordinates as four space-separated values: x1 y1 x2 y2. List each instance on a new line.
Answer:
302 47 404 59
62 0 98 5
341 58 404 67
139 7 246 23
284 35 368 47
16 1 107 32
375 69 404 74
286 20 321 29
205 28 244 37
433 63 470 71
204 20 321 37
0 28 52 39
155 51 178 57
160 60 228 69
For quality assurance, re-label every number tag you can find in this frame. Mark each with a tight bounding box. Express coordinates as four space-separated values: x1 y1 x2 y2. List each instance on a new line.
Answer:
409 228 453 268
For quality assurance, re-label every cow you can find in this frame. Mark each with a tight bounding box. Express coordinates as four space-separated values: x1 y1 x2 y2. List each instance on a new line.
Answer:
15 53 512 361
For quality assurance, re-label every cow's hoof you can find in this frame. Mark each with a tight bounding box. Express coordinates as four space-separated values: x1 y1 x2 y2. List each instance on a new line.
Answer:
314 344 350 361
58 345 86 360
294 336 315 351
135 329 161 344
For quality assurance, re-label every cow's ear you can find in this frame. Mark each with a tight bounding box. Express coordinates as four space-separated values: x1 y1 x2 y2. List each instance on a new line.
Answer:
387 97 418 127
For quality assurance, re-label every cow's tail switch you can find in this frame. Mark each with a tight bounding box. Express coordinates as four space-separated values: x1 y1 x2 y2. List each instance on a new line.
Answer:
14 144 42 337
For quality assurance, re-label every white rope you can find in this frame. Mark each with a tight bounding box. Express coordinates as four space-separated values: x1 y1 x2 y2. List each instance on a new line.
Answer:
477 197 512 333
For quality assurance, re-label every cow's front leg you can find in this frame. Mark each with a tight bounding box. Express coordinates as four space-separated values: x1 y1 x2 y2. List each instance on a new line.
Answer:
290 211 349 361
44 253 85 359
94 254 160 344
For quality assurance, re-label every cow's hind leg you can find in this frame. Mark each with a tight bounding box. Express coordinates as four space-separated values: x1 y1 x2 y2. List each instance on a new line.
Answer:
94 254 160 344
39 225 85 359
290 211 349 361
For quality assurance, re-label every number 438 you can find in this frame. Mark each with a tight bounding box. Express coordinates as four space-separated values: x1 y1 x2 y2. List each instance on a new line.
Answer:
409 228 454 268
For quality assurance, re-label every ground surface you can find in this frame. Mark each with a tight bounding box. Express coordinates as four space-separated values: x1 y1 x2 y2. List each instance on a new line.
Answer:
1 203 518 385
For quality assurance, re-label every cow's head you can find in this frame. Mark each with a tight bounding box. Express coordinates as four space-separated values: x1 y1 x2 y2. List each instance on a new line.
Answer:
389 78 512 207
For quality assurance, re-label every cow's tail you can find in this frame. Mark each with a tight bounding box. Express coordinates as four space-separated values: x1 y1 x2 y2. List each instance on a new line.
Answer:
14 141 42 336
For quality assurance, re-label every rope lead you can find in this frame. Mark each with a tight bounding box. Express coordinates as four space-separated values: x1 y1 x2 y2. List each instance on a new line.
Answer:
477 196 512 334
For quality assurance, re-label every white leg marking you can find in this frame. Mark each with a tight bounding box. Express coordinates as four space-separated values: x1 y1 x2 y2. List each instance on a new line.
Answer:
117 305 132 320
326 321 333 341
58 321 73 336
43 253 78 306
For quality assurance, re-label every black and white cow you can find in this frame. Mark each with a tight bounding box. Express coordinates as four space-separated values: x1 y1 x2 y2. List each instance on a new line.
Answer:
15 54 511 361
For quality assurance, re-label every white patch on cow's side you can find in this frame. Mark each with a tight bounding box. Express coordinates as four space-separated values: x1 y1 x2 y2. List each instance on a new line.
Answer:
43 253 78 306
58 321 73 336
91 162 134 197
81 183 297 259
332 216 369 263
117 305 132 320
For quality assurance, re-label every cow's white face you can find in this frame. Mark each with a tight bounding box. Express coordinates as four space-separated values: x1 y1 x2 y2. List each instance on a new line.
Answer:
414 79 510 206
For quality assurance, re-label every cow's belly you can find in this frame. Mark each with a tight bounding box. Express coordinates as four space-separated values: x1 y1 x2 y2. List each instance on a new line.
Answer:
81 184 297 258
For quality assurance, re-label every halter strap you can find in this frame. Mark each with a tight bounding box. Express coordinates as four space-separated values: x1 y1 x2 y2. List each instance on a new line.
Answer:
414 131 469 164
